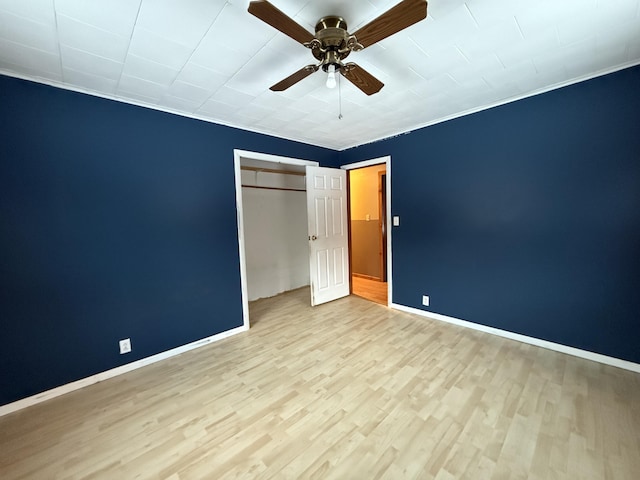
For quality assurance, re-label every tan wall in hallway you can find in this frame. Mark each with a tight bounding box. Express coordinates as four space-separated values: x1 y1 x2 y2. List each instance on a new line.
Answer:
350 164 386 279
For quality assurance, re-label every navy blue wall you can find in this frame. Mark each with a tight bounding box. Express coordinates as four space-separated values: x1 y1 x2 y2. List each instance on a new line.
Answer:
340 65 640 364
0 75 336 406
3 65 639 406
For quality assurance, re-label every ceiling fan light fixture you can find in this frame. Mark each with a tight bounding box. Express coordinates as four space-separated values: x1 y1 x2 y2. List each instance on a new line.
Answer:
326 64 337 89
249 0 428 95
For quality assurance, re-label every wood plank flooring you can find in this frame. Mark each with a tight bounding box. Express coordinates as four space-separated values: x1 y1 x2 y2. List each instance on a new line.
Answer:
352 275 388 305
1 288 639 479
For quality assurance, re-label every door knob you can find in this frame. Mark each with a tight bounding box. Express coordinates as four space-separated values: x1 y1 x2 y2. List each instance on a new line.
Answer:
310 235 318 241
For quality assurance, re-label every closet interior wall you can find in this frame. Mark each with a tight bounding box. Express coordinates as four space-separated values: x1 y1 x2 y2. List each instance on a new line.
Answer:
240 166 310 301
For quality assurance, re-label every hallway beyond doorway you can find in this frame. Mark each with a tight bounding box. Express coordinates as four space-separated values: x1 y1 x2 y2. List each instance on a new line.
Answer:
352 275 387 306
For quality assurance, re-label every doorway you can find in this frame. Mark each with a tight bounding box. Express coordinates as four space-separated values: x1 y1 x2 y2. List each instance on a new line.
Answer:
235 151 392 328
342 156 392 307
234 150 319 329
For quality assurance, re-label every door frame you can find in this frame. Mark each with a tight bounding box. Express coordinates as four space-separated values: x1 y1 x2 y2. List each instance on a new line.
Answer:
341 156 392 306
378 170 387 282
234 149 319 329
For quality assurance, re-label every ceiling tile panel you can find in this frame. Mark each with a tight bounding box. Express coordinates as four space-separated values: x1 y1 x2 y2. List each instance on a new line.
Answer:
496 29 558 68
596 0 640 24
197 98 238 118
60 44 123 81
210 85 254 108
164 81 212 105
225 45 303 96
54 0 141 38
136 0 225 48
599 18 640 55
410 72 458 96
189 41 251 77
363 39 430 77
174 62 226 91
252 116 290 132
234 105 274 124
465 0 524 27
449 54 504 85
595 29 635 67
121 54 180 87
290 95 332 114
128 28 193 71
427 0 468 21
63 67 118 94
249 93 289 111
456 18 523 61
628 33 640 60
397 66 430 92
0 59 62 82
56 14 129 63
555 12 598 47
409 5 478 51
515 0 596 39
264 32 308 55
0 10 57 53
455 80 493 105
0 0 55 23
210 2 277 57
530 56 571 87
115 90 158 105
118 74 166 101
160 95 202 113
0 38 60 75
410 44 469 79
259 0 313 30
268 106 310 124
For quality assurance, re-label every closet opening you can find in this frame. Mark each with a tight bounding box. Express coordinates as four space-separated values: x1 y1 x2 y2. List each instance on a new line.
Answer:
234 150 318 329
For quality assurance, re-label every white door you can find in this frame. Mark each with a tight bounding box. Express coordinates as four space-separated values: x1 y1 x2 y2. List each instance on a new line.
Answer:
306 166 350 306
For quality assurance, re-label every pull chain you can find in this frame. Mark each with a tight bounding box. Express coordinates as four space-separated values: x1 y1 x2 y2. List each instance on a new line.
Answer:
338 73 343 120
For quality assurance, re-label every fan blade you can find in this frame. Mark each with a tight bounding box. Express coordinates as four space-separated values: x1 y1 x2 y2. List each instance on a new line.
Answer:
352 0 427 49
341 64 384 95
270 65 319 91
248 0 314 45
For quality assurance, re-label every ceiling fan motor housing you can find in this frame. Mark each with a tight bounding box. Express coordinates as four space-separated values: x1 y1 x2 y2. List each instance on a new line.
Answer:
313 16 352 71
248 0 429 95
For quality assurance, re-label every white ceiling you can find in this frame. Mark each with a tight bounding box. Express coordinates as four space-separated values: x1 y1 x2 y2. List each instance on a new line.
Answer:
1 0 639 150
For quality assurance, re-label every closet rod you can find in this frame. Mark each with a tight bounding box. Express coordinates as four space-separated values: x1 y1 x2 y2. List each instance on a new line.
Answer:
240 166 306 176
241 184 306 192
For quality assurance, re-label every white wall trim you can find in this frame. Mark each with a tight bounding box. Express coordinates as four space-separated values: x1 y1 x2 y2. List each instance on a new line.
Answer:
341 156 392 306
0 70 330 150
391 303 640 373
0 325 248 417
233 149 319 329
4 60 639 152
340 60 640 150
340 157 387 171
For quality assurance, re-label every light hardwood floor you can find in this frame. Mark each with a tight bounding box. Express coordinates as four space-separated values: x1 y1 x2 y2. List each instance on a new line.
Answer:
1 288 639 479
352 276 388 305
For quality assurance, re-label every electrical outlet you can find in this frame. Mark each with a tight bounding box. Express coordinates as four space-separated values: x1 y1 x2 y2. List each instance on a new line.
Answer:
422 295 430 306
393 216 400 226
119 338 132 354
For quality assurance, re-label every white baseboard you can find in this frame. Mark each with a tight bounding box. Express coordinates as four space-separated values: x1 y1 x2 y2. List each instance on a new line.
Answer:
390 303 640 374
0 325 248 417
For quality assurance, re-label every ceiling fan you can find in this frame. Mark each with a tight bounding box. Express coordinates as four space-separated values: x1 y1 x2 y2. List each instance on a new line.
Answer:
248 0 428 95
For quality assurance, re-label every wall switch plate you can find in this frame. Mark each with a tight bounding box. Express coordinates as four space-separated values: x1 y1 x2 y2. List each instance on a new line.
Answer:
422 295 430 306
393 216 400 226
119 338 132 354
